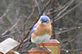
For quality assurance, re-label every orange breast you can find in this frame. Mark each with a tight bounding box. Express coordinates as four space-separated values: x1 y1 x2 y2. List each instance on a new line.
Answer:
34 23 52 36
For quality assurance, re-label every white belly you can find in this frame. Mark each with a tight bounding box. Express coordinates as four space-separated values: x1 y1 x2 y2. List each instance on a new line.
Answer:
31 34 51 44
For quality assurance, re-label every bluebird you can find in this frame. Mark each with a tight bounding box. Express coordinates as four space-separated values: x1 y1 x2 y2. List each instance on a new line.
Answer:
31 15 52 44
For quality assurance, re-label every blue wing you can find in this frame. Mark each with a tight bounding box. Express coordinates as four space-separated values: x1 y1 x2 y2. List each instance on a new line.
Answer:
23 23 38 42
30 23 38 34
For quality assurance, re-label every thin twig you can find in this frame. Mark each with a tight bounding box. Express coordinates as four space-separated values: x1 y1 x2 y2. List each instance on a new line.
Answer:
0 2 14 23
56 27 80 34
16 3 36 51
56 0 75 17
1 1 20 36
0 2 14 19
61 48 82 52
54 2 81 22
38 0 51 18
2 18 21 36
34 0 41 14
47 0 74 16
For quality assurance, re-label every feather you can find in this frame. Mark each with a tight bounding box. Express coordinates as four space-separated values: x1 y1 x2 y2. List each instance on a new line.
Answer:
31 15 52 44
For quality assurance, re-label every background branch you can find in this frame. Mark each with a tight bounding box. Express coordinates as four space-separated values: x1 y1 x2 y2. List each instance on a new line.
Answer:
54 2 81 22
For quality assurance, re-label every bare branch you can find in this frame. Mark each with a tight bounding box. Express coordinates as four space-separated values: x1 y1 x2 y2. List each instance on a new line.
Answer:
56 0 75 17
34 0 41 14
54 2 81 22
0 2 14 23
2 18 21 36
16 3 36 51
39 0 51 18
56 26 80 34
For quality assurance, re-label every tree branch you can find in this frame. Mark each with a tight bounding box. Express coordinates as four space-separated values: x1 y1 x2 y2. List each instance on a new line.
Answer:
16 2 36 51
1 18 21 36
34 0 41 14
56 0 75 17
0 2 14 23
38 0 51 18
54 2 81 22
56 26 80 34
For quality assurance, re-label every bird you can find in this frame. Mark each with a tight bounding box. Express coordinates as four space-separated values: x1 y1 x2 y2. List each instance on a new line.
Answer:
31 15 52 44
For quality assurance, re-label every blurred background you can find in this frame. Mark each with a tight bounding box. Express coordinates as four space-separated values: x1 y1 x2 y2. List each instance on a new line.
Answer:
0 0 82 54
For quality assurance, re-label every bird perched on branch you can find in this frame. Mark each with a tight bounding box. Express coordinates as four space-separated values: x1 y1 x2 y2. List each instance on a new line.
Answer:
31 15 52 44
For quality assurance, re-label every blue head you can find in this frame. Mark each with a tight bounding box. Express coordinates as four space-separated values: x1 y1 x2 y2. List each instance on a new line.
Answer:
39 15 50 24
